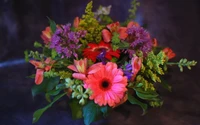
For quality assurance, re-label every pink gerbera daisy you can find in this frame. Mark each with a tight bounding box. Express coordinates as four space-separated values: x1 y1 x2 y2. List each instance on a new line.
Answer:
84 62 128 107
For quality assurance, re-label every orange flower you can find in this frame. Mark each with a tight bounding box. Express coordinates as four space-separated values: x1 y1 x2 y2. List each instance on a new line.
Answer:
84 62 128 107
29 58 55 85
41 27 52 44
102 22 128 43
73 17 80 28
163 47 176 60
67 58 87 80
152 38 158 47
127 21 139 28
131 56 142 81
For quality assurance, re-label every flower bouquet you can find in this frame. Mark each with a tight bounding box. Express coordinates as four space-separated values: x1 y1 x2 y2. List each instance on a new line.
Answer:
25 1 197 125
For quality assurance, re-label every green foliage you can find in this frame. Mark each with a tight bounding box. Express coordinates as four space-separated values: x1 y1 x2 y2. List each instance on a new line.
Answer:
24 50 29 62
47 17 56 33
136 51 167 91
167 58 197 72
79 1 103 45
128 0 140 21
32 77 60 97
34 41 43 48
134 87 163 107
69 99 83 119
83 101 101 125
111 32 130 50
32 92 66 123
64 78 92 105
128 92 147 114
57 71 72 79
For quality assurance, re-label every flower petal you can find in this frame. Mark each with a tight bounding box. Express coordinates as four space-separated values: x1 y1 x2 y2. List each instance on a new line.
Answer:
35 69 44 85
72 73 86 80
102 29 112 43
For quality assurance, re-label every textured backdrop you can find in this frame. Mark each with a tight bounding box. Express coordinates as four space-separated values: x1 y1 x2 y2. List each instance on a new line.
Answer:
0 0 200 125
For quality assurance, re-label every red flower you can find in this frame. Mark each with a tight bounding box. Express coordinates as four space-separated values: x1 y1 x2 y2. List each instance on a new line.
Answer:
163 47 176 59
83 41 120 62
102 22 128 43
29 58 55 85
152 38 158 47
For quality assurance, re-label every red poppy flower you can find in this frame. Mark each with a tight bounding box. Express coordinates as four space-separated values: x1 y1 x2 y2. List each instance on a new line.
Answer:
83 41 120 62
162 47 176 59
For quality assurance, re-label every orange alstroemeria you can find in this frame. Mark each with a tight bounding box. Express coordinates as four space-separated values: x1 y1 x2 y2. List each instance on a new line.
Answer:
41 27 52 44
29 58 55 85
102 22 128 43
131 56 142 81
162 47 176 60
73 17 80 28
67 58 88 80
152 38 158 47
127 21 139 28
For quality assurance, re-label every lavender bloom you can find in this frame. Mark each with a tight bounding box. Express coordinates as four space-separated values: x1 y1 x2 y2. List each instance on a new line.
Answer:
123 63 133 80
50 24 86 58
126 25 153 57
97 49 107 65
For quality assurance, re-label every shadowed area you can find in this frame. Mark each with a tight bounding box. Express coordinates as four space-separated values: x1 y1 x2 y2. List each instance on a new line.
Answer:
0 0 200 125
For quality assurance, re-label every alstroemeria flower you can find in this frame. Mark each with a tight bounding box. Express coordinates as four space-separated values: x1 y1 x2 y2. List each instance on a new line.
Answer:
102 22 128 43
127 21 139 28
83 41 120 62
73 17 80 28
29 58 55 85
67 58 87 80
152 38 158 47
163 47 176 60
41 27 52 44
131 56 142 81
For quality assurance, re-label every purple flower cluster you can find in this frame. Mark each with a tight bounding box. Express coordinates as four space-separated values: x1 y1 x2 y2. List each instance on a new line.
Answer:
123 63 133 80
126 25 153 57
50 24 86 58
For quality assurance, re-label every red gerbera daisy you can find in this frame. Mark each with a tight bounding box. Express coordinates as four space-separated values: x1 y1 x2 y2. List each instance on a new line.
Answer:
83 41 120 62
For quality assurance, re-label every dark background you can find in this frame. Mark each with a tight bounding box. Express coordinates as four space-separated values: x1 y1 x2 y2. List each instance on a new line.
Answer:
0 0 200 125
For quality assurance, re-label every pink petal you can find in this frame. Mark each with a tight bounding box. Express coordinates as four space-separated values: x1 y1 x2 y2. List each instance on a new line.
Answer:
35 69 44 85
72 73 86 80
87 63 103 74
67 65 78 72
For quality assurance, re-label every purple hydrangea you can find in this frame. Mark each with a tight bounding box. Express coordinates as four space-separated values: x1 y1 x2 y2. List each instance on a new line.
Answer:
126 25 153 57
50 24 86 58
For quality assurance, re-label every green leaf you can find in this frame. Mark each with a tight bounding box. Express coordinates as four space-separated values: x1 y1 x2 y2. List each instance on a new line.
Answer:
47 17 56 33
83 101 101 125
128 92 147 115
32 77 60 97
34 41 42 48
43 47 52 57
51 49 57 59
69 99 83 119
118 42 130 49
135 88 159 101
24 50 29 62
32 92 66 123
160 79 172 92
100 106 110 117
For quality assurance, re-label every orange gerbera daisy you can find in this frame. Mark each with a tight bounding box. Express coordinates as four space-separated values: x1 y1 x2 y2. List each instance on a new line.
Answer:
84 62 128 107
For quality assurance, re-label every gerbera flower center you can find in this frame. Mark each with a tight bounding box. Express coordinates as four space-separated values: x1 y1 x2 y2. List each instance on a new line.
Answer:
100 78 111 91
